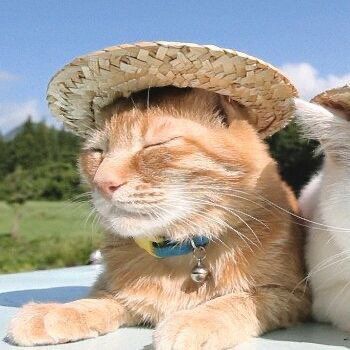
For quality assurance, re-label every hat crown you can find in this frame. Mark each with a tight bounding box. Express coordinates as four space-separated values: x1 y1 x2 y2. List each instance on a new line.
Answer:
47 41 297 138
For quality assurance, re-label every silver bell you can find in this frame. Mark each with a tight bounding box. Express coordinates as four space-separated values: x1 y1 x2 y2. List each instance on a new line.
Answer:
190 244 209 283
191 264 209 283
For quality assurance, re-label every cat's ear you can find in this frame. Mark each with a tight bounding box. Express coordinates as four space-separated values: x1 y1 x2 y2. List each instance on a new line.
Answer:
219 95 251 125
293 97 350 159
293 97 343 139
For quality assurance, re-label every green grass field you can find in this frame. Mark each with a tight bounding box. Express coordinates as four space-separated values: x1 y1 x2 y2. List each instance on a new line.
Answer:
0 201 103 273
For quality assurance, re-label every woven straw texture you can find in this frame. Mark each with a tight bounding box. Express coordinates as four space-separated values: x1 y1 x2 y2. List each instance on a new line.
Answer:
47 41 297 138
312 84 350 115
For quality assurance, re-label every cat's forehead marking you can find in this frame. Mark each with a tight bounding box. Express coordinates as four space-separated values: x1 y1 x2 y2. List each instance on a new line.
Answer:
108 126 143 156
144 115 177 140
106 117 141 148
109 114 178 144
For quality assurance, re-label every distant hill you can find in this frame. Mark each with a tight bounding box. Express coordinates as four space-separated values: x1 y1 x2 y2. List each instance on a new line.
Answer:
3 124 24 141
3 117 62 141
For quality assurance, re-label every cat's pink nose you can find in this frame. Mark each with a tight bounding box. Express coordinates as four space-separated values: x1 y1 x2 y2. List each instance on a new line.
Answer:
94 181 124 198
92 158 129 198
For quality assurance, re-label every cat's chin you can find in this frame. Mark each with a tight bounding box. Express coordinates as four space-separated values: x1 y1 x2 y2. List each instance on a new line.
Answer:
100 214 171 238
92 192 196 238
93 200 174 237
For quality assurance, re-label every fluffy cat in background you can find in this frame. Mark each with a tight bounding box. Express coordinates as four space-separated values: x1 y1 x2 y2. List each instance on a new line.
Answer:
8 87 310 349
296 91 350 331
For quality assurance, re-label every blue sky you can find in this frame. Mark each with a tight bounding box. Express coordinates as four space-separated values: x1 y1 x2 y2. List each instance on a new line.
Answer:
0 0 349 133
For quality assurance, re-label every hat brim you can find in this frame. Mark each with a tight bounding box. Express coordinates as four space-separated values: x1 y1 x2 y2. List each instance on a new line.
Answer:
311 85 350 117
47 41 297 138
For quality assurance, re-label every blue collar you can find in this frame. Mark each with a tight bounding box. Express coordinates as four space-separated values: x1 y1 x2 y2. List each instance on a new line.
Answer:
134 236 209 258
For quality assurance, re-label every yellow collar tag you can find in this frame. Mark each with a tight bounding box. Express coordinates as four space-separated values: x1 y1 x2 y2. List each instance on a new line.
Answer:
134 237 163 258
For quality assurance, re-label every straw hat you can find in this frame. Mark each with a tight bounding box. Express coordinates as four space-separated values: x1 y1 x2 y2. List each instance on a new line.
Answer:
47 41 297 138
311 84 350 117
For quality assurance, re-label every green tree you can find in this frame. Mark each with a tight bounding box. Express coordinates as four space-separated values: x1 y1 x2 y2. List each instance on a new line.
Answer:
267 122 323 194
32 162 82 200
3 166 34 239
0 120 82 201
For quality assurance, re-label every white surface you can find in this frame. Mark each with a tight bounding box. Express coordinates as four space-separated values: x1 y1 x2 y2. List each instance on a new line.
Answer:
0 266 349 350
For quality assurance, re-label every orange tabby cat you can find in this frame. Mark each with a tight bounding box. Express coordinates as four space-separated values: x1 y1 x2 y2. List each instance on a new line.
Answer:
8 87 310 349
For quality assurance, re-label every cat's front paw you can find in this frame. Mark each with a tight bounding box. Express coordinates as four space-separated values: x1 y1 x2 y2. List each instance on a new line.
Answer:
154 310 230 350
7 302 99 346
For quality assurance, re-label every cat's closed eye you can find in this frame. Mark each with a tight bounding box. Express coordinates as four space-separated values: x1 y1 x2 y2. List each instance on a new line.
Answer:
143 136 182 150
89 147 104 153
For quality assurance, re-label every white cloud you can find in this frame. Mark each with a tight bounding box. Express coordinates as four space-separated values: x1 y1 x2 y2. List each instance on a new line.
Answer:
280 63 350 100
0 100 41 134
0 70 19 82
